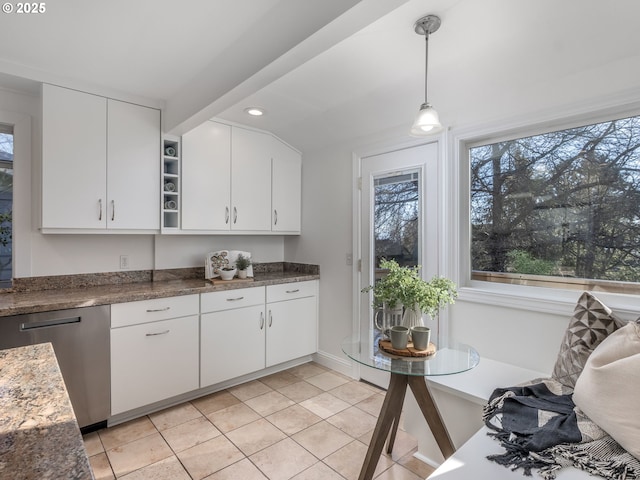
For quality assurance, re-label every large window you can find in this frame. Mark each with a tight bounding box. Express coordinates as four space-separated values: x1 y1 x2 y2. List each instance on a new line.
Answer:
470 114 640 293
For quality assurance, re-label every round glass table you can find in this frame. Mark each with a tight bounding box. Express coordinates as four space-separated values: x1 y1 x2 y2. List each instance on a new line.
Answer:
342 337 479 480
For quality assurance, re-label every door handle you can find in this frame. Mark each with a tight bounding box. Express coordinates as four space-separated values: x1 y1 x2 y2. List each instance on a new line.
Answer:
225 206 230 224
146 330 170 337
111 200 115 221
21 317 81 330
274 209 278 225
146 307 171 312
268 310 273 327
260 312 264 330
233 207 238 224
98 199 102 221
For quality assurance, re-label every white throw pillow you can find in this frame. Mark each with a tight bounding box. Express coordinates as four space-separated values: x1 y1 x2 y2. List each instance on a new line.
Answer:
573 322 640 459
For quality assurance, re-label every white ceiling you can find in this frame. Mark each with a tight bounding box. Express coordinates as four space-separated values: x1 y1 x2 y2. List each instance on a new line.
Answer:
1 0 640 152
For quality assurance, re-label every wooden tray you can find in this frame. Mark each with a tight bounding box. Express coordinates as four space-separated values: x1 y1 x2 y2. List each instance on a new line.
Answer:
378 338 436 357
208 277 255 286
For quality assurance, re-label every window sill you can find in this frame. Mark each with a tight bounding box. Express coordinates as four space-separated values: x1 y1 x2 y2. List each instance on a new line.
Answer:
459 282 640 321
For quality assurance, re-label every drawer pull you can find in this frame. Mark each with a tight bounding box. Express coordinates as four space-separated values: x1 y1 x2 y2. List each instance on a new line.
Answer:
286 289 300 294
146 307 171 313
146 330 170 337
226 296 245 302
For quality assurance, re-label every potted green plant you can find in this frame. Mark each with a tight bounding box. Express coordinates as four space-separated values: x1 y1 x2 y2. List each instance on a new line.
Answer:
235 254 252 279
362 258 458 329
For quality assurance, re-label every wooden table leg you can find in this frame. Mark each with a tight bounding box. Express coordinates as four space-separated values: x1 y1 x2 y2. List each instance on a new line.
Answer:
407 375 455 458
358 373 408 480
386 408 401 454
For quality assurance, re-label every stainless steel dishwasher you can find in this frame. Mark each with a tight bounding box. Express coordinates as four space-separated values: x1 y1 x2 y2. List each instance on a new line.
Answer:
0 305 110 432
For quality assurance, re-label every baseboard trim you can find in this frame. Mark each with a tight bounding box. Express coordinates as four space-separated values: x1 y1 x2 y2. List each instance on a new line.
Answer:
413 450 442 470
312 349 354 378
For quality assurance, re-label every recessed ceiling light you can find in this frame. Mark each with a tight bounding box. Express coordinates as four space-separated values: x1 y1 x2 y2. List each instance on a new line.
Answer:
244 107 265 116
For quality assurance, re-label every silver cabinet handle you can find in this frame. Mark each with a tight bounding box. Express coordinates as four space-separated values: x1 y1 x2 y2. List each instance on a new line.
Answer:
111 200 115 221
286 289 300 294
226 296 245 302
274 209 278 225
233 206 238 224
98 199 103 221
146 307 171 312
260 312 264 330
225 206 230 224
268 310 273 327
146 330 170 336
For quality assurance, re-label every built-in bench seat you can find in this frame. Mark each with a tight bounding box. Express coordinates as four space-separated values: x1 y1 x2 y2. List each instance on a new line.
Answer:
421 358 591 479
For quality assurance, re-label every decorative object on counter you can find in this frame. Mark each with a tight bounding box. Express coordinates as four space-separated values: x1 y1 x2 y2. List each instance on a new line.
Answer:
362 258 457 329
216 267 237 281
235 253 252 279
205 250 230 279
164 182 176 192
205 250 254 279
164 146 176 157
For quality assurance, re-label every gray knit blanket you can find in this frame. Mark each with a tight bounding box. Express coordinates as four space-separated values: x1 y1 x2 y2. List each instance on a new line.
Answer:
483 378 640 479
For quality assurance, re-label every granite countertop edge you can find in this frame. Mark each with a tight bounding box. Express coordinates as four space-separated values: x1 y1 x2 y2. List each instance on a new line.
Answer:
0 270 320 318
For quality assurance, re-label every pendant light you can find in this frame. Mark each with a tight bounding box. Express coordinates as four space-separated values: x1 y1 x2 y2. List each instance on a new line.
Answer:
410 15 442 136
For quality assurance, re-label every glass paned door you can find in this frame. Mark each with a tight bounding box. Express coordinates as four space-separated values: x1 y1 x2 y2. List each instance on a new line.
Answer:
359 143 438 387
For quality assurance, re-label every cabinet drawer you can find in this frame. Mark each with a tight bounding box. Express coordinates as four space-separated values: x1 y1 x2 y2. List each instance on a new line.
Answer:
267 280 317 303
201 286 265 313
111 315 199 415
111 294 199 328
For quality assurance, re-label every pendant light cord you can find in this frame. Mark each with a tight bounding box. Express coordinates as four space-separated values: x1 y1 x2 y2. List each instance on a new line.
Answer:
424 30 430 105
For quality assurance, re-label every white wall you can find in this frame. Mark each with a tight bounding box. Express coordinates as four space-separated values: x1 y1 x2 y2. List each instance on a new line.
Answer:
285 145 354 364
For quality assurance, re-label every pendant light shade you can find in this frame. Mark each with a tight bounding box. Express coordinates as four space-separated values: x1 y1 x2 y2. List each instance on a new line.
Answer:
410 15 442 137
410 103 441 135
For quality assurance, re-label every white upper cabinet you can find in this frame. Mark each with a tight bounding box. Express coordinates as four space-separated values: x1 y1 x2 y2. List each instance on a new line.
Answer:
107 99 160 230
42 84 107 229
182 121 231 230
231 126 272 231
41 84 160 232
180 121 301 234
271 137 302 233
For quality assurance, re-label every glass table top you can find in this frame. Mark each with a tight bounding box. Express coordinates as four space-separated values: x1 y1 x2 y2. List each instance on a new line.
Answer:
342 337 480 377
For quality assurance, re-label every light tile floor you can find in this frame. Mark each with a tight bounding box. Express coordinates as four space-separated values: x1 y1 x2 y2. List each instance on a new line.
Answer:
84 362 435 480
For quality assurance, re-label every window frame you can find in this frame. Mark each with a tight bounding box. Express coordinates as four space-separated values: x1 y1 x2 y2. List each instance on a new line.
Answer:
449 97 640 317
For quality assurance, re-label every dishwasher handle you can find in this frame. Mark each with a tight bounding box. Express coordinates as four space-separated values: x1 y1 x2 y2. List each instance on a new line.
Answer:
20 316 81 331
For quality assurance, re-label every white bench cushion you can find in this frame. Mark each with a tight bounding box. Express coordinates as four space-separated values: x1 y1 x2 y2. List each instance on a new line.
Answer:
428 426 592 479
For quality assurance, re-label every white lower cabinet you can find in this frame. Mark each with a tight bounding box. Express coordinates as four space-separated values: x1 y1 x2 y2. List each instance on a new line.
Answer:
110 282 318 417
266 282 318 367
200 287 266 388
200 281 318 387
110 295 200 415
201 305 266 387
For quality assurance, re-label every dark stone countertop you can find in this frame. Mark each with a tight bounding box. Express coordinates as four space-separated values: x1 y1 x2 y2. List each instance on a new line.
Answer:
0 343 94 479
0 266 320 318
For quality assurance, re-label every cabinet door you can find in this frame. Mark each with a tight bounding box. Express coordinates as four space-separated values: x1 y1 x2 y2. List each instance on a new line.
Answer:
266 296 317 367
107 99 160 230
231 127 272 231
111 315 199 415
182 121 231 230
271 139 301 233
201 305 266 387
42 84 107 229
